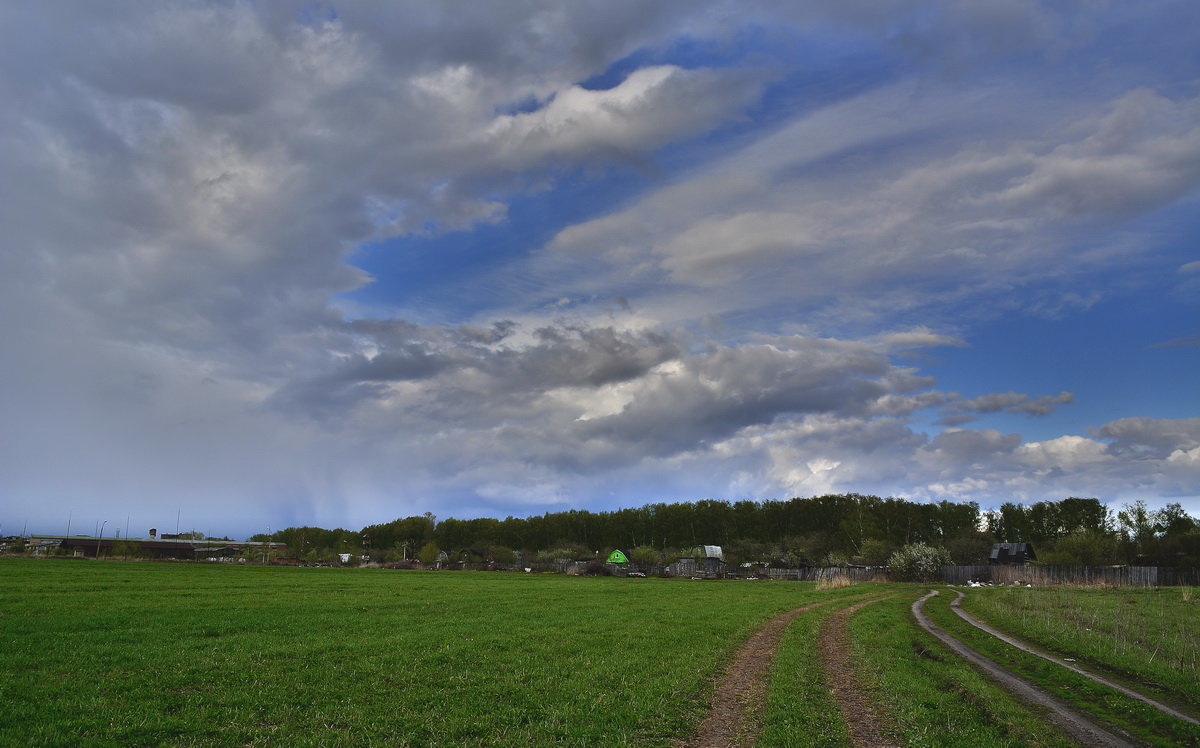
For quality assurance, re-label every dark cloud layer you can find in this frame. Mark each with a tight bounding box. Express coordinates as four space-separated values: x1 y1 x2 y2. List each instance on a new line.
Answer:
1 1 1197 535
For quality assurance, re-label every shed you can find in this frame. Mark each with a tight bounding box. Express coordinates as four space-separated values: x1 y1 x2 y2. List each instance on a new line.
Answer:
671 545 726 577
989 542 1037 565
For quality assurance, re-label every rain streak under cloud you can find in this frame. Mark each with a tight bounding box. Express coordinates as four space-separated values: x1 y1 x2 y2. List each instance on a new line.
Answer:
1 1 1198 538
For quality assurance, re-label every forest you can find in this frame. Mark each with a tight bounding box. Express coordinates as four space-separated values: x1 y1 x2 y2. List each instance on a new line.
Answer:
253 495 1200 569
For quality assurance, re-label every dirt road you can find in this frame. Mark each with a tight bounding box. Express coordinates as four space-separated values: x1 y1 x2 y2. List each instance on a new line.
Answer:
676 599 838 748
912 590 1133 748
818 596 900 748
947 589 1199 726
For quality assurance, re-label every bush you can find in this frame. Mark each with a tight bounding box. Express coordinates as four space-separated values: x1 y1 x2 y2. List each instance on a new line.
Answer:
418 542 441 566
581 560 613 576
887 543 952 582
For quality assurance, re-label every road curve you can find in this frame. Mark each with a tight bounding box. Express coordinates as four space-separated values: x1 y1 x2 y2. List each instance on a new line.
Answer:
912 590 1133 748
947 589 1199 726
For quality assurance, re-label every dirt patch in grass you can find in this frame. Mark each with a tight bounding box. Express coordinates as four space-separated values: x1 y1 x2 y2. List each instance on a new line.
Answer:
676 599 840 747
819 596 901 748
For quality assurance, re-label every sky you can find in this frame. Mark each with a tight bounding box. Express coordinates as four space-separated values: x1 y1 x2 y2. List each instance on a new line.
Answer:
2 1 1198 540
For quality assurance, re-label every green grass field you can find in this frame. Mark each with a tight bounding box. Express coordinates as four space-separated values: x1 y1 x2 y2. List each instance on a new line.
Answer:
0 559 862 746
3 559 1198 746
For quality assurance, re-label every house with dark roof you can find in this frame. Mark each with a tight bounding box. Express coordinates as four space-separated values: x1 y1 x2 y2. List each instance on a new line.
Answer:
989 542 1037 565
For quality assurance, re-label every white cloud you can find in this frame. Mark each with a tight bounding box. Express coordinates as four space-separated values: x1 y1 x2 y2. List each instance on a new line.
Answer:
2 2 1198 533
543 83 1200 327
486 65 762 169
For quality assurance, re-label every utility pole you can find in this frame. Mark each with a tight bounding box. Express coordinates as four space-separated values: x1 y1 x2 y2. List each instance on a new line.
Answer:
67 512 71 537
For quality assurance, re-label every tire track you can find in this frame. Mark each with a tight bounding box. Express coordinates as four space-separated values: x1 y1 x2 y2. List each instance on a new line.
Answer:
912 590 1133 748
948 589 1199 726
677 598 845 748
818 595 901 748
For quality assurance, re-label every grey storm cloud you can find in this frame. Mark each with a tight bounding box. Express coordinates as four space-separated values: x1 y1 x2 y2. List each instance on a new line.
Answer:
935 391 1074 425
1 1 1198 533
1093 417 1200 458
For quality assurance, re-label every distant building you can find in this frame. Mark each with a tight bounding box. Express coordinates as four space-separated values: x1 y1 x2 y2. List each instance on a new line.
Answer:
670 545 726 577
989 542 1037 565
26 535 286 560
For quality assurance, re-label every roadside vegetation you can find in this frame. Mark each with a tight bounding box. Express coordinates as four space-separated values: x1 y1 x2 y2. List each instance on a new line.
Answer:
958 585 1200 709
923 589 1200 746
849 591 1075 747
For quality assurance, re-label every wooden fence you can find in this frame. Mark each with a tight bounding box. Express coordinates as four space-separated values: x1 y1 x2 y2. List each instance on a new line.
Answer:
762 566 884 582
940 565 1200 587
459 561 1198 586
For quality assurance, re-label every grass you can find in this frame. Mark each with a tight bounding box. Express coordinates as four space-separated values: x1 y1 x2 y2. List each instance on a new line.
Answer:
5 559 1199 746
758 594 863 747
924 588 1200 746
847 590 1075 747
0 558 858 746
958 585 1200 709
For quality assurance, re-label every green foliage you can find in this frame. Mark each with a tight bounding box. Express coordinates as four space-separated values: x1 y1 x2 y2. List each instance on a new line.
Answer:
626 545 661 569
986 497 1110 543
1039 530 1120 566
887 543 952 582
257 496 1195 570
417 541 441 566
109 540 147 559
945 530 994 565
857 538 894 565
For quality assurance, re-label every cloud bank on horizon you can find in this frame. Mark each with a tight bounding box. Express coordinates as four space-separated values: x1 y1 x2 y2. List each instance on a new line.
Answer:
2 1 1198 537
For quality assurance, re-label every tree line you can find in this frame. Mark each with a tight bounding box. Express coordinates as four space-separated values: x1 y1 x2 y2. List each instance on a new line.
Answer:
252 495 1200 568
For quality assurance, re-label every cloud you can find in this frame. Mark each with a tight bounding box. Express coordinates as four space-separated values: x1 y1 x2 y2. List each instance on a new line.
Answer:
544 84 1200 328
993 89 1200 218
2 2 1198 534
1093 417 1200 458
486 65 764 170
935 391 1074 424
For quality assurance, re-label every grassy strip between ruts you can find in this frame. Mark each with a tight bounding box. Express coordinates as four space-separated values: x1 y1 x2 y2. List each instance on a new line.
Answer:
757 592 871 747
849 589 1077 748
1 559 870 746
922 588 1200 747
958 585 1200 710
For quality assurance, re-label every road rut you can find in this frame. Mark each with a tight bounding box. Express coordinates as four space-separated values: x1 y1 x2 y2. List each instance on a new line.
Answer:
948 589 1199 725
912 590 1133 748
676 599 839 748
